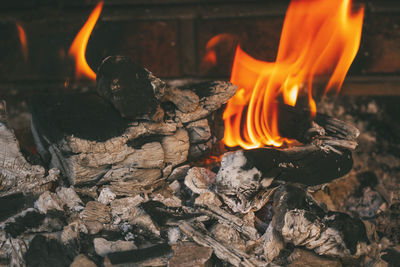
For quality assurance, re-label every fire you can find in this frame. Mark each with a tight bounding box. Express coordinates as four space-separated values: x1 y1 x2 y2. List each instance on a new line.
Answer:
223 0 364 149
68 1 103 81
16 23 28 62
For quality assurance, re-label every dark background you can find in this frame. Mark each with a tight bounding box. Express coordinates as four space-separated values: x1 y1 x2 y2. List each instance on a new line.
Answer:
0 0 400 97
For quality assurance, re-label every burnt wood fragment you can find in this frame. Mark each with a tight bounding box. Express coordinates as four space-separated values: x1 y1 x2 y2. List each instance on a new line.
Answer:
242 145 353 185
0 193 36 222
25 235 76 267
268 184 370 259
96 56 160 120
31 92 129 144
105 243 172 266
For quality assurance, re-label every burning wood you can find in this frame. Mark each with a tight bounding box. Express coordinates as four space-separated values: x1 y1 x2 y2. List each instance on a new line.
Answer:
30 66 236 186
1 0 398 266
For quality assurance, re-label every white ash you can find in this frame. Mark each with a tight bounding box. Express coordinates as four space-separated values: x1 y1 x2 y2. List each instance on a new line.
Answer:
281 209 369 258
168 227 181 245
56 187 84 212
215 150 262 213
35 191 63 214
98 188 117 205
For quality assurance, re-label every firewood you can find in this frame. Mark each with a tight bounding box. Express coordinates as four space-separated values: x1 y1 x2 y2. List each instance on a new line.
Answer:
31 73 235 186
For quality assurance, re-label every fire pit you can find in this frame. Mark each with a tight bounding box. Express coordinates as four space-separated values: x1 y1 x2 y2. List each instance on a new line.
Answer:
1 0 399 266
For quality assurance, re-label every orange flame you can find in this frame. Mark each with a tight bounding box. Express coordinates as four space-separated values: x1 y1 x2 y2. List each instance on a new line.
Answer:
223 0 364 149
16 23 28 62
68 1 103 81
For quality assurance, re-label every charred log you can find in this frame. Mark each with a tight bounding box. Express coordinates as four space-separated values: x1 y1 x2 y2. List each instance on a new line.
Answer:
96 56 161 120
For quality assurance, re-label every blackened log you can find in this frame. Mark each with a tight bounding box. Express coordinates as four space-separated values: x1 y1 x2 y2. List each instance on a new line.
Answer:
24 235 76 267
0 193 36 222
31 92 129 144
96 56 161 120
277 103 312 143
277 103 359 144
242 145 353 186
105 243 172 266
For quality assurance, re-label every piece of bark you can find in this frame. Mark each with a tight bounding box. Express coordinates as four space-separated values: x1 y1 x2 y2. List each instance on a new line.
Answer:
189 139 214 159
196 204 259 240
96 56 161 120
168 242 213 267
81 201 110 234
0 100 59 197
175 81 237 123
100 167 162 185
210 223 246 252
161 129 189 167
160 86 200 113
186 119 211 144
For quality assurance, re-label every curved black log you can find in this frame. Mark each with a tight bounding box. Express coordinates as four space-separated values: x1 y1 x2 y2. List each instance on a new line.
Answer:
96 56 159 119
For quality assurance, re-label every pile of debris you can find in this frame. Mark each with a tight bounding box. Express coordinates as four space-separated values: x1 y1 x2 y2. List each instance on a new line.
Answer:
0 60 394 266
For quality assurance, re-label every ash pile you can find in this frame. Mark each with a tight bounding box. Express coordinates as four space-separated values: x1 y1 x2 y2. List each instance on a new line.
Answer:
0 58 394 267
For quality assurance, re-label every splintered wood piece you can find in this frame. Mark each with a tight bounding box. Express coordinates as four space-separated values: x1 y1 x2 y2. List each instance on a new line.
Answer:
270 184 371 259
197 205 259 240
0 100 58 197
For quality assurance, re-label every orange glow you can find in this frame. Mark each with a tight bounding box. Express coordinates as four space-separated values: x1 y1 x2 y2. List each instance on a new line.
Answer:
223 0 364 149
203 33 236 66
16 23 28 62
68 1 103 81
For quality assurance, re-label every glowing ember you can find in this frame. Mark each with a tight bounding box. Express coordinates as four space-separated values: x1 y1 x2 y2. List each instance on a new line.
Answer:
16 23 28 62
68 1 103 81
223 0 364 149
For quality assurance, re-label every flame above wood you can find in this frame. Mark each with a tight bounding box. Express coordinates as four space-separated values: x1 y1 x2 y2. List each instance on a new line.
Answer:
68 1 103 81
223 0 364 149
